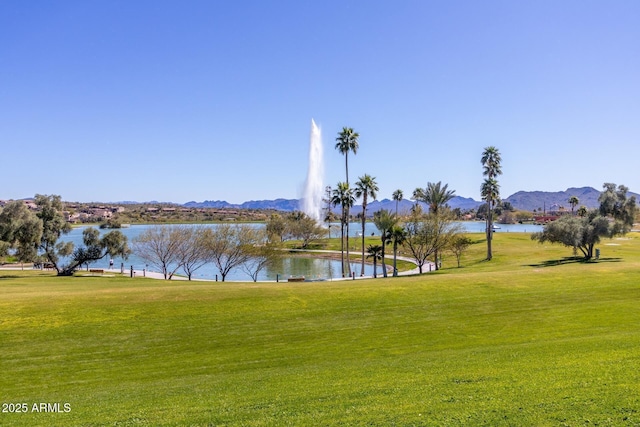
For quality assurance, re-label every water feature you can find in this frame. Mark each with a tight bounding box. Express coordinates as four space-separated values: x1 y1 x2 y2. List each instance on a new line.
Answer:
58 221 542 281
59 224 379 281
301 118 324 221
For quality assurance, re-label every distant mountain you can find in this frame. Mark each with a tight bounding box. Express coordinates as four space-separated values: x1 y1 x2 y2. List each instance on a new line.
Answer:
349 197 483 216
183 196 483 216
181 186 638 215
504 186 639 212
184 198 299 211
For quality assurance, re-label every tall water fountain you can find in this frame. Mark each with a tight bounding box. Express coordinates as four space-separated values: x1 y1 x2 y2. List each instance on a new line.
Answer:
301 119 324 221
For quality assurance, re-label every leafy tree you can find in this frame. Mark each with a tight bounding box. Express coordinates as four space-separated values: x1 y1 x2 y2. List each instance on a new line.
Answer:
533 183 637 259
598 183 637 234
392 189 404 216
331 182 355 277
568 196 580 215
372 209 396 278
286 211 326 248
62 227 129 276
35 194 73 272
531 212 609 259
404 210 461 273
354 174 379 276
481 146 502 260
265 213 287 243
366 244 383 278
577 206 588 217
0 200 43 264
449 235 473 268
335 127 359 185
389 225 407 277
413 181 456 270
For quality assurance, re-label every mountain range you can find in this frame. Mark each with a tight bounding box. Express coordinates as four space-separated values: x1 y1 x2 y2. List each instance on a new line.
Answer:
183 186 639 214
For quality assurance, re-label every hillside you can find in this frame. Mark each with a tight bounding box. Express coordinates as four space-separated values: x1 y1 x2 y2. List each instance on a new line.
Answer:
182 187 640 215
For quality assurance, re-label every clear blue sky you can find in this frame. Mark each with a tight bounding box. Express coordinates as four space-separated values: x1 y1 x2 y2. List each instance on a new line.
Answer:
2 1 638 204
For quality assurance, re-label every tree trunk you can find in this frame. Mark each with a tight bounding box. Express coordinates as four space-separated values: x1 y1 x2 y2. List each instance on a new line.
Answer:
340 212 345 277
381 239 387 278
360 201 366 276
392 241 398 277
345 209 351 277
486 205 493 260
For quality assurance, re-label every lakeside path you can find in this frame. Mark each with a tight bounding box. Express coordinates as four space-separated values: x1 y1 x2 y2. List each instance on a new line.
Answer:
1 251 431 282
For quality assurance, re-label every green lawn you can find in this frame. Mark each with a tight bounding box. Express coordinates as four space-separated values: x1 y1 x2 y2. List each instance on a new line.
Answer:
1 233 640 426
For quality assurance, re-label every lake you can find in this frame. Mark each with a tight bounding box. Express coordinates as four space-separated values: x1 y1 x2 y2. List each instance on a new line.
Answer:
61 221 542 281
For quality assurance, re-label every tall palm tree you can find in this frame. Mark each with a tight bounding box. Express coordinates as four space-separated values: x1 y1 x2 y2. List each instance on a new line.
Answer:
569 196 579 215
355 174 379 276
480 177 500 260
413 181 455 270
392 189 404 216
481 146 502 261
372 209 396 278
389 225 406 277
331 182 355 277
335 127 359 185
366 244 383 278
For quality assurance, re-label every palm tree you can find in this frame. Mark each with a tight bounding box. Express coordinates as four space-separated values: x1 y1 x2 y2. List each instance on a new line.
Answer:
331 182 355 277
481 146 502 260
392 189 403 216
413 181 456 216
412 181 456 270
335 127 359 185
354 174 378 276
481 146 502 179
389 225 406 277
569 196 579 215
372 209 396 278
366 244 383 278
480 177 501 260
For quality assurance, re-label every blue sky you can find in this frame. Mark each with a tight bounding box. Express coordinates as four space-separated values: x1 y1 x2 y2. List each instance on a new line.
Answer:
1 1 638 204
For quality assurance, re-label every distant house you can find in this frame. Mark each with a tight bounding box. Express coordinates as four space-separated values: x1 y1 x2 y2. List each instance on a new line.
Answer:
88 208 112 219
533 215 560 223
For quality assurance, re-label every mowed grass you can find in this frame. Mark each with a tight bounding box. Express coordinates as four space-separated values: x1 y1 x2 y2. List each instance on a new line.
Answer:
2 233 640 426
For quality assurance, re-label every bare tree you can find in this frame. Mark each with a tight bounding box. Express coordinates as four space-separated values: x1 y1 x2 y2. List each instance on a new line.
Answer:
240 228 280 282
133 225 184 280
176 226 211 280
203 224 254 281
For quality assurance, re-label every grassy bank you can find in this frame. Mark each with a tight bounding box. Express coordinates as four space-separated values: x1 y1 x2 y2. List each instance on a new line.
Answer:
1 233 640 426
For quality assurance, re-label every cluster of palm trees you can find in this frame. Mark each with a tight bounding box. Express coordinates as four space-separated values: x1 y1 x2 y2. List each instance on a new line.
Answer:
330 127 376 277
330 128 503 276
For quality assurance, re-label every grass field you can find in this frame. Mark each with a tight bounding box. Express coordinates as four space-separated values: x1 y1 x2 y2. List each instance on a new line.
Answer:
2 233 640 426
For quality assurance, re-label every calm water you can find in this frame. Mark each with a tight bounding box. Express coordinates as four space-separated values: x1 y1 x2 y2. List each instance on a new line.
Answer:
61 224 379 281
61 221 541 281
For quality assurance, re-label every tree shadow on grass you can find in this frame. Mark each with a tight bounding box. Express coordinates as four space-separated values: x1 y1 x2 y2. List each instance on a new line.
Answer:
527 256 622 268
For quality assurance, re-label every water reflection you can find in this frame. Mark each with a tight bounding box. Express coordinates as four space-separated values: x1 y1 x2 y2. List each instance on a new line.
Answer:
60 221 540 281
